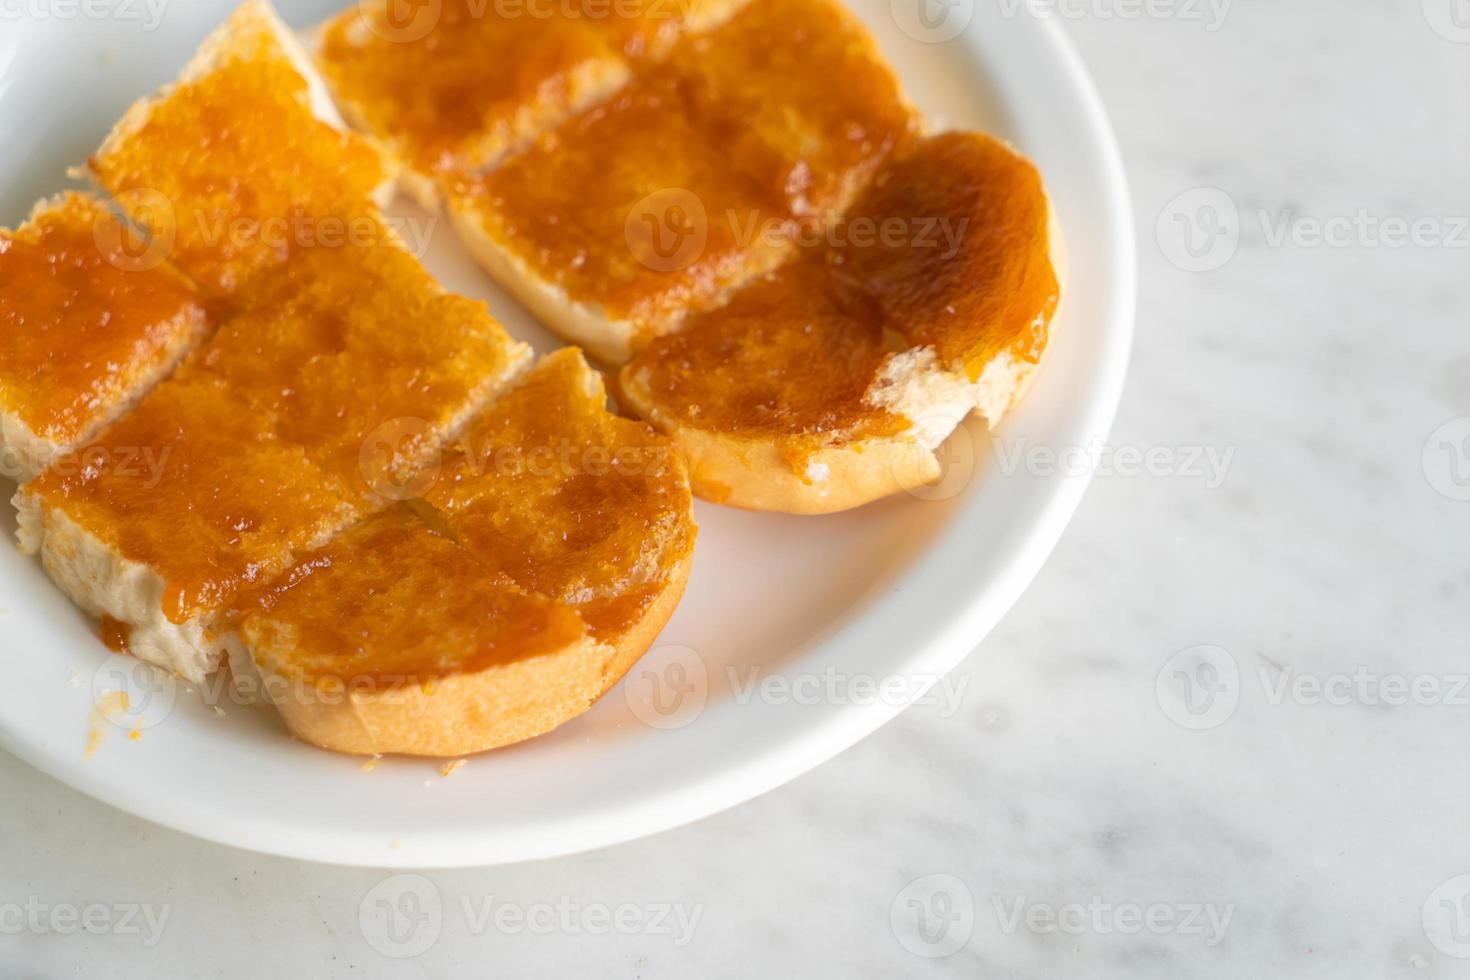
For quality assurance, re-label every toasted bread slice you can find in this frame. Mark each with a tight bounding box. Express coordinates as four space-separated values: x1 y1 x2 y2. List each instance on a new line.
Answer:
225 505 599 757
15 372 360 682
86 0 392 297
424 348 696 678
313 0 630 208
223 350 695 756
311 0 751 208
0 193 210 481
619 132 1061 513
446 0 915 363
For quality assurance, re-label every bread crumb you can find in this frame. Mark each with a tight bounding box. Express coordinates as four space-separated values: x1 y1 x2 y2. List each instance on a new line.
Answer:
128 729 141 742
360 754 382 773
439 759 466 778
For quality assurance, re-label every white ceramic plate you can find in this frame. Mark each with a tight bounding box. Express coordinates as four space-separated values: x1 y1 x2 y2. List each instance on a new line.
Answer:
0 0 1132 866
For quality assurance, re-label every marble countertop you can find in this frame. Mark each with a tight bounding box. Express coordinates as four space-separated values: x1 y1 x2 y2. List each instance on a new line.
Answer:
4 2 1469 977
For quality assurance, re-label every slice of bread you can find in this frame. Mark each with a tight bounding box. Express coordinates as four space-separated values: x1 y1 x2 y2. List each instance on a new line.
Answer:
0 193 210 481
15 372 361 683
311 0 631 209
619 132 1062 513
310 0 753 209
423 348 696 679
223 350 695 756
444 0 915 363
225 504 601 757
86 0 394 297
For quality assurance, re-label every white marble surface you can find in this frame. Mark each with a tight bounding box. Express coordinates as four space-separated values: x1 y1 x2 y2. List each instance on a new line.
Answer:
4 1 1470 976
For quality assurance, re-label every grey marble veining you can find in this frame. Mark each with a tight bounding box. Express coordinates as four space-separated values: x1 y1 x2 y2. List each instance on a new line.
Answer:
2 1 1469 976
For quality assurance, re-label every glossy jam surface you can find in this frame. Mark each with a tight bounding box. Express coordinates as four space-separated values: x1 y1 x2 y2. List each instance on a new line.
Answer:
668 0 914 216
191 224 522 498
89 12 387 296
839 132 1058 379
425 350 694 640
0 194 208 446
29 372 356 623
626 257 905 446
455 65 791 335
453 0 911 341
318 0 628 176
232 505 586 683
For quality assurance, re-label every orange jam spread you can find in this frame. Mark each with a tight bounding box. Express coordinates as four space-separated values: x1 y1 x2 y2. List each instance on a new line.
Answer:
100 614 131 653
625 257 906 448
88 10 387 297
230 504 586 684
318 0 630 178
450 0 911 343
0 193 208 450
452 65 794 336
423 350 694 640
28 372 356 624
668 0 915 216
189 221 523 499
837 132 1058 380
